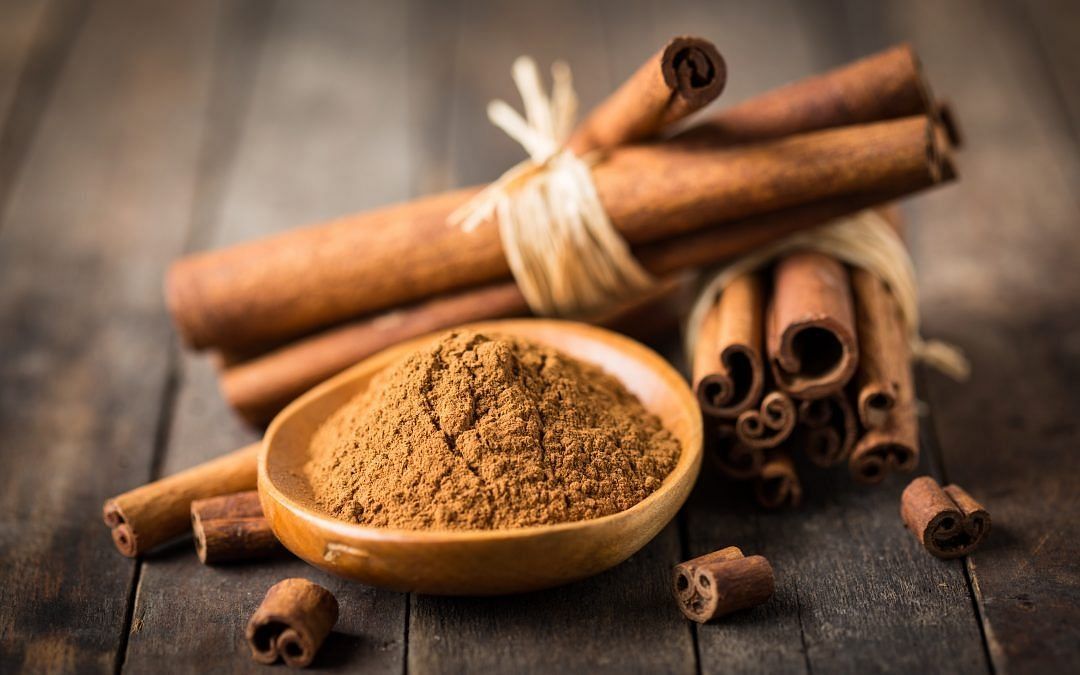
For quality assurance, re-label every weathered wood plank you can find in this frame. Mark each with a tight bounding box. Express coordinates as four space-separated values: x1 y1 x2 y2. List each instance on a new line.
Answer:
0 0 220 671
1023 0 1080 143
0 0 88 225
120 0 424 671
405 2 696 673
850 1 1080 671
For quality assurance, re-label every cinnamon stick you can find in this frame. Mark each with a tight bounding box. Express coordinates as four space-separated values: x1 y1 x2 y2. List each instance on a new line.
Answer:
900 477 990 558
676 43 932 145
246 578 339 667
103 443 260 557
848 398 919 485
168 116 948 351
190 490 283 564
767 251 859 399
692 273 765 419
708 425 764 480
673 547 774 622
936 100 963 148
568 36 725 154
734 391 796 449
852 267 909 430
754 451 802 509
798 394 857 467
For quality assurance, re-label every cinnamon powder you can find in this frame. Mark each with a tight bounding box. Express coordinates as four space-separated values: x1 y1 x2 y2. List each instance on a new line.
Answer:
305 331 680 530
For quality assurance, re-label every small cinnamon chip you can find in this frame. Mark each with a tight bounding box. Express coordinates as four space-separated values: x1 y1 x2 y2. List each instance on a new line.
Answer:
246 579 339 667
672 547 774 622
901 477 991 559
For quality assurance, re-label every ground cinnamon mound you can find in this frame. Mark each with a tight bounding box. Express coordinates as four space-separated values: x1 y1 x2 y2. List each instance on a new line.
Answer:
305 331 680 530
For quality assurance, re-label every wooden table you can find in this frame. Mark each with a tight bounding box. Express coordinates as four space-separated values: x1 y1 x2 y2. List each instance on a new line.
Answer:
2 0 1077 672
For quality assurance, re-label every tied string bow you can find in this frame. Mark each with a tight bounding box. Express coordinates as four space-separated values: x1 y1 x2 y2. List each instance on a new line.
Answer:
448 57 654 317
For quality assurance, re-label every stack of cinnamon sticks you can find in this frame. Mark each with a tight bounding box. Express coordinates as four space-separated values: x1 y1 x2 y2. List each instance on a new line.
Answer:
163 39 956 426
693 207 934 507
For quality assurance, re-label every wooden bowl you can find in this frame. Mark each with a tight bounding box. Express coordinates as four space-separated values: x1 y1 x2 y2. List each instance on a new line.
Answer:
259 319 703 595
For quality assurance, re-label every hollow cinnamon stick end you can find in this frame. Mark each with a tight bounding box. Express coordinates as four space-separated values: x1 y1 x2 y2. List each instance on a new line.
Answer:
661 36 727 106
246 578 339 667
901 477 990 559
754 455 802 509
103 500 138 558
673 550 774 623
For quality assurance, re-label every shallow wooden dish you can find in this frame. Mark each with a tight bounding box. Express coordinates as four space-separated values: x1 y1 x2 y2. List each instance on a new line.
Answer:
259 319 703 595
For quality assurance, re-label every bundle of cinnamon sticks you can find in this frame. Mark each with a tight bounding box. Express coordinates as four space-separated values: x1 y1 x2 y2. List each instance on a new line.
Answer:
163 39 955 425
693 207 936 507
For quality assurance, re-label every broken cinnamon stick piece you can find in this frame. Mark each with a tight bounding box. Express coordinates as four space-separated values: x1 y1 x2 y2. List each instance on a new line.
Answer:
754 452 802 509
852 267 908 430
798 394 857 467
568 35 725 154
103 443 260 557
708 425 765 480
901 477 990 558
734 391 796 449
936 100 963 148
673 548 774 623
767 251 859 399
190 491 283 564
693 273 765 419
246 578 339 668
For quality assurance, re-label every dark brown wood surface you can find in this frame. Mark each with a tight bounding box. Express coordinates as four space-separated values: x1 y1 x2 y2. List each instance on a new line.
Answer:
1 0 1077 673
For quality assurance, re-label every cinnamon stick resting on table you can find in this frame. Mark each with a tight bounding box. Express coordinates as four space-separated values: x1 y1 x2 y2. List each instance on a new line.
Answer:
191 490 283 564
247 578 339 667
103 443 260 557
673 546 774 622
169 116 949 351
901 477 990 558
692 273 765 419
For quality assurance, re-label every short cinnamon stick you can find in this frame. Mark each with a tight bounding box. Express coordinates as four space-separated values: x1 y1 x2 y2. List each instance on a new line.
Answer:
754 451 802 509
734 391 796 450
103 443 260 557
677 43 932 145
168 116 947 351
568 35 725 154
708 425 764 480
246 578 339 667
798 394 858 467
767 251 859 399
901 477 990 558
692 273 765 419
191 490 282 564
673 547 774 622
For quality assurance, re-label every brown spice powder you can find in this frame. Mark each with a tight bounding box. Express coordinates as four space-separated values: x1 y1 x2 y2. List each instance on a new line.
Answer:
305 331 680 530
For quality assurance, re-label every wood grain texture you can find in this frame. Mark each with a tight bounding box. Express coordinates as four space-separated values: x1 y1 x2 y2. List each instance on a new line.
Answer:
840 1 1080 671
1023 0 1080 144
122 0 416 671
0 0 219 670
0 0 87 227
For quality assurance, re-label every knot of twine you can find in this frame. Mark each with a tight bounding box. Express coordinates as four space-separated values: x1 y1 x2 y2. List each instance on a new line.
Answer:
686 210 971 380
448 57 654 317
